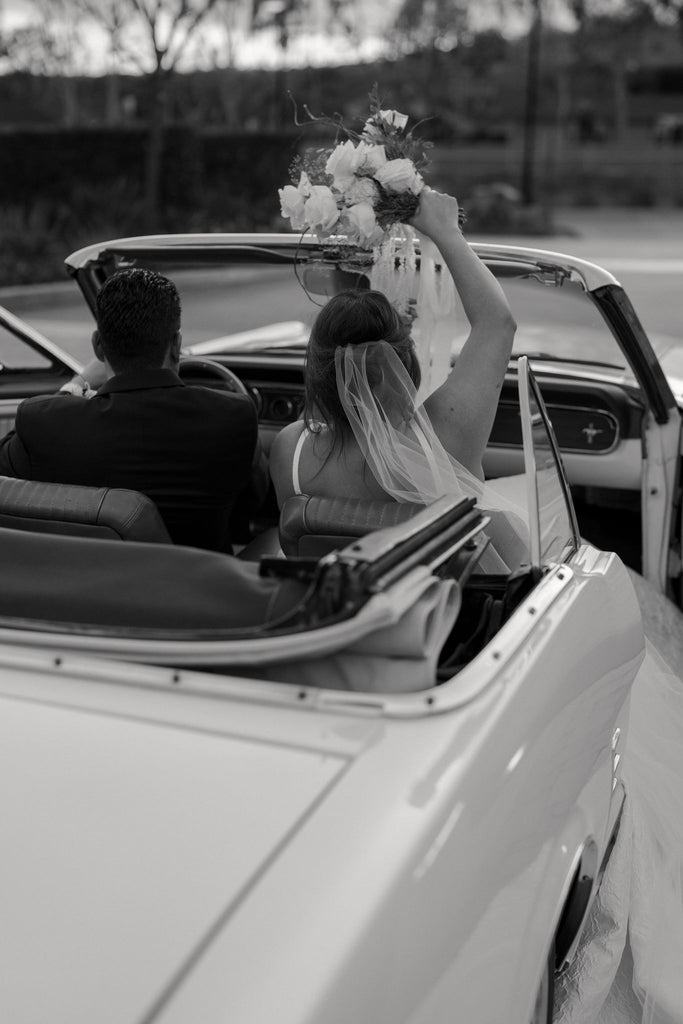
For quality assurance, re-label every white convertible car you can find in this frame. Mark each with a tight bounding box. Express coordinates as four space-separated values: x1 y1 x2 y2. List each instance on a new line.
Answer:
0 235 680 1024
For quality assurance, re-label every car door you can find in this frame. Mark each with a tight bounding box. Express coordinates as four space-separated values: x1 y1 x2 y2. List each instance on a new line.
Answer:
590 283 683 602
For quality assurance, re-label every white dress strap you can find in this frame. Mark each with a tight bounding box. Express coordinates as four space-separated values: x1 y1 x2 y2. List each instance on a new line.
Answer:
291 427 309 495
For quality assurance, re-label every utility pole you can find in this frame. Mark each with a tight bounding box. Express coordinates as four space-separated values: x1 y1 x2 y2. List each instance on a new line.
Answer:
521 0 542 205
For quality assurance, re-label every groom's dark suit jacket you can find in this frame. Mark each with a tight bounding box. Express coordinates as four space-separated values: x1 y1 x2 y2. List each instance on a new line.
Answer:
0 368 261 552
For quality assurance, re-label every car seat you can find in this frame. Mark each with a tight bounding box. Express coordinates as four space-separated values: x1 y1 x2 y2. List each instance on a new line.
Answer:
279 493 530 571
0 476 172 544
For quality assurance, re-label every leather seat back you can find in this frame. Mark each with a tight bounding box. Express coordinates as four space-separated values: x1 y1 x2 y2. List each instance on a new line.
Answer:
0 476 172 544
279 493 529 571
279 494 422 557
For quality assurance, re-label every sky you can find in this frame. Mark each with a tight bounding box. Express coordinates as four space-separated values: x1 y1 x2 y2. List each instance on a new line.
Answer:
0 0 399 71
0 0 574 73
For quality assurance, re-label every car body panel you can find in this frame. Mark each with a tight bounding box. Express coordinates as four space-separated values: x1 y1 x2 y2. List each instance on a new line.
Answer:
0 545 640 1024
0 658 353 1024
80 553 637 1024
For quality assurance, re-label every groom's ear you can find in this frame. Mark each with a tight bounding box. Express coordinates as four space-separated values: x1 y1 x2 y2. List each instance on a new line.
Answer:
91 330 105 362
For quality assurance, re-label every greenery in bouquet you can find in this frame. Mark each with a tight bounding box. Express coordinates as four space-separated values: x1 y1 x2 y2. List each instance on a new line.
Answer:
278 86 433 248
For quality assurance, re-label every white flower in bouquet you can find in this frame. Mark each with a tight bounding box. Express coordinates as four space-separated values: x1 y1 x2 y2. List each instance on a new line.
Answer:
325 140 358 189
352 140 387 175
343 176 380 207
340 202 384 247
278 183 307 230
379 109 409 130
363 109 409 140
374 158 424 196
304 185 340 233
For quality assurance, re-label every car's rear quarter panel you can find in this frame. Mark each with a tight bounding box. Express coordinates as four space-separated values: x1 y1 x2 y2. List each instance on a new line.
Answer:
150 550 643 1024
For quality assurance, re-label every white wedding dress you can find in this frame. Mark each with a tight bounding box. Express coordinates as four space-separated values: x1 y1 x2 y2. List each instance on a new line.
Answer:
335 341 683 1024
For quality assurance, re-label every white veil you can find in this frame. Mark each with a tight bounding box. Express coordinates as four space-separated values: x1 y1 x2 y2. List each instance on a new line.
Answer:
335 341 530 570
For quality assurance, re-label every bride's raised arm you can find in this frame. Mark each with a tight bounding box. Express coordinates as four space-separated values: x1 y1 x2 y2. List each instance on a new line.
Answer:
413 188 517 481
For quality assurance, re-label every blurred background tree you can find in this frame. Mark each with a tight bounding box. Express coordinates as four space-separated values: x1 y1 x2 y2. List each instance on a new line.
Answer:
73 0 235 225
2 0 86 124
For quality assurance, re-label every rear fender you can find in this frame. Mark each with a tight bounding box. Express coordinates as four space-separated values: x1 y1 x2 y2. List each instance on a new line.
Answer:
508 777 626 1022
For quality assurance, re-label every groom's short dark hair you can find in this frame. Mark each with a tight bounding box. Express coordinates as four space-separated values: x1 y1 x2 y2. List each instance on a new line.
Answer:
96 268 181 371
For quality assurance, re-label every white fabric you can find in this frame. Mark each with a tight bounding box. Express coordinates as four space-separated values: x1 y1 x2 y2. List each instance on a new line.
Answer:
334 340 530 571
368 223 418 320
242 567 461 693
261 572 461 693
412 230 458 401
554 571 683 1024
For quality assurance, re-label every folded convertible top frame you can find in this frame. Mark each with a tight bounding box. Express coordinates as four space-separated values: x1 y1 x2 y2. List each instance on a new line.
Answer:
262 496 489 627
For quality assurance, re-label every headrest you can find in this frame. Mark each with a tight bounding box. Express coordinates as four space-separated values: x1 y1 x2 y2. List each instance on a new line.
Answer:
0 476 171 544
279 494 422 557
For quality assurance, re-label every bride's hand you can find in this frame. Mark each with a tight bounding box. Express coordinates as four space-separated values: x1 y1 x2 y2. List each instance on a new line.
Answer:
411 187 460 241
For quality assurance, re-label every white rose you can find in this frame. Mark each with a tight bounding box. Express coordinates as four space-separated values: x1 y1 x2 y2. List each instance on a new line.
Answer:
304 185 340 233
340 202 383 246
353 141 386 174
343 176 379 206
374 158 424 195
325 140 357 188
379 108 409 131
278 184 306 230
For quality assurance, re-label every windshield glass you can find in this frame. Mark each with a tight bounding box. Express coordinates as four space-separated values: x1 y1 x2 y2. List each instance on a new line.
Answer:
99 249 634 377
450 274 630 371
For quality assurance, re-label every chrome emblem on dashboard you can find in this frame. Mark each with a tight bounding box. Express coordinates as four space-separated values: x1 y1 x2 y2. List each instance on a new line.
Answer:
582 422 604 445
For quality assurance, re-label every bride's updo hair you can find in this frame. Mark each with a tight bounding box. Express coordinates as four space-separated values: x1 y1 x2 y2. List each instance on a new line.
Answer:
304 289 420 444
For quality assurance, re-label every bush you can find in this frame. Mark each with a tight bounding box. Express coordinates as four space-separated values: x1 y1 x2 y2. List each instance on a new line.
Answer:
0 203 70 285
462 182 558 235
0 128 301 283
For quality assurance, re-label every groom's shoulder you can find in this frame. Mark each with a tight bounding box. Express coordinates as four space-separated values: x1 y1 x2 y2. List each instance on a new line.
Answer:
17 391 86 420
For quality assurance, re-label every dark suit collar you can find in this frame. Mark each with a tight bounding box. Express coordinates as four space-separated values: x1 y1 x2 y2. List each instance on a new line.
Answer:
98 367 184 396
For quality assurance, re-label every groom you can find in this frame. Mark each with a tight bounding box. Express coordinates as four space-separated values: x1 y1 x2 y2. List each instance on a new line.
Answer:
0 268 266 552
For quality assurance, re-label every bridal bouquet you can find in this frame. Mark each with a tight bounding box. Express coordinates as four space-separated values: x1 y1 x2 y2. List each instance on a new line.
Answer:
279 88 459 398
278 87 432 248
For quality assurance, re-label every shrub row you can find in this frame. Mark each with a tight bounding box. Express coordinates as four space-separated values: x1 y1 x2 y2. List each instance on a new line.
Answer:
0 127 300 216
0 127 307 284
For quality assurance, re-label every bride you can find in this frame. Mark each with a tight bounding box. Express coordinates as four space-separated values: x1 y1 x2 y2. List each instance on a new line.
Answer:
269 185 683 1023
269 187 521 524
